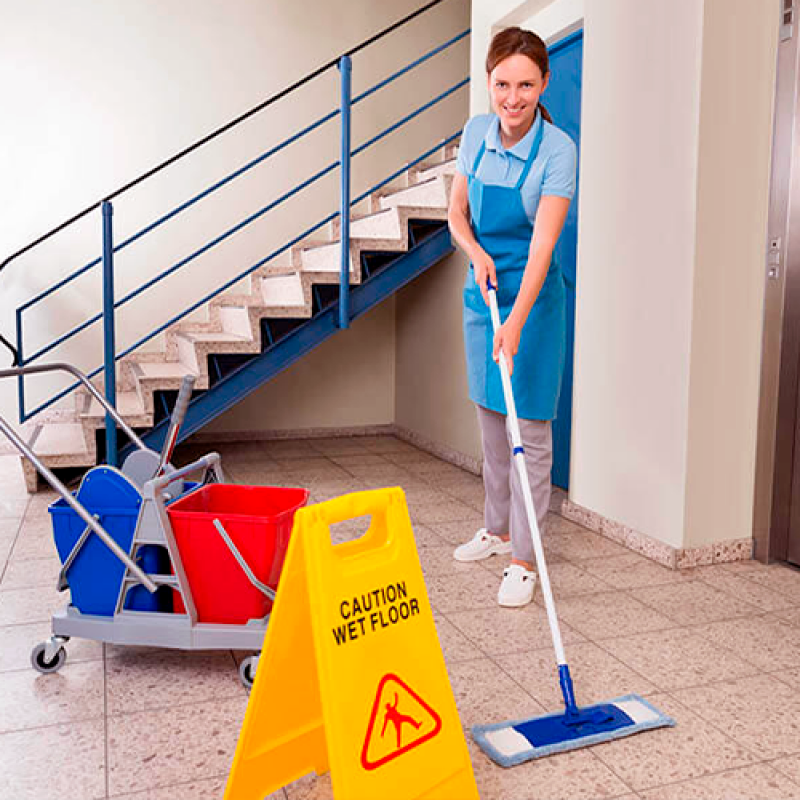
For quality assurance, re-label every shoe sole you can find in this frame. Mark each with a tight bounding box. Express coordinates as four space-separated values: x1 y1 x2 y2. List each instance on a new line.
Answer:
498 594 534 607
453 546 512 563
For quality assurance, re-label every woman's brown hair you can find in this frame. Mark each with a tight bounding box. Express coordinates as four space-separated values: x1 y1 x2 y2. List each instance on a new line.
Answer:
486 27 552 123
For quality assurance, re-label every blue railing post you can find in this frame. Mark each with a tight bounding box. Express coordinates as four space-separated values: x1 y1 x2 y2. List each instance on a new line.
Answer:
101 201 118 467
338 54 352 330
16 310 25 423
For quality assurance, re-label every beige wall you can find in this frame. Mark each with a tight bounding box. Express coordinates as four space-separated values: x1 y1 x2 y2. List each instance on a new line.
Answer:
395 251 481 463
683 0 779 548
0 0 469 434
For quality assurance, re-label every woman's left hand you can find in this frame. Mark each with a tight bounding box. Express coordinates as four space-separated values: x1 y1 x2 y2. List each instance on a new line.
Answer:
493 316 523 376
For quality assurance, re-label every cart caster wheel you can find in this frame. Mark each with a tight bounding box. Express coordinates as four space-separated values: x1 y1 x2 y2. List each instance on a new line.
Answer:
239 655 258 690
31 642 67 674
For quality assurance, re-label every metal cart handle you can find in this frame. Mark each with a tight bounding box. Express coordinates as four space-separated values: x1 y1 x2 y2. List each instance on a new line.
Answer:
147 452 222 493
0 362 148 451
212 519 277 601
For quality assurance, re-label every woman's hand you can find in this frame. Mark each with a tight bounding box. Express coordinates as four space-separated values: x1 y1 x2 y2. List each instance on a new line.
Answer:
473 249 498 306
493 314 523 376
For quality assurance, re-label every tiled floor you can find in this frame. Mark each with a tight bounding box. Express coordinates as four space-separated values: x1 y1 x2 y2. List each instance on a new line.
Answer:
1 436 800 799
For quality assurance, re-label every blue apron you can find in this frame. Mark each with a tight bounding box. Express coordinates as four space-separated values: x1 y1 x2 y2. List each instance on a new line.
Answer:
463 118 566 421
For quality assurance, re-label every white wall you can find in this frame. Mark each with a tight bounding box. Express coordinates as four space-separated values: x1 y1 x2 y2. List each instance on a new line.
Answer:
0 0 469 434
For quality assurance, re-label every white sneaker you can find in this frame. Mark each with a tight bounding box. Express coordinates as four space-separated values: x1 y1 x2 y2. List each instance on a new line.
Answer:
498 564 537 607
453 528 512 562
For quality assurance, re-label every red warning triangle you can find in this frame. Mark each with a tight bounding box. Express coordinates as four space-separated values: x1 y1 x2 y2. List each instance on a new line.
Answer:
361 673 442 771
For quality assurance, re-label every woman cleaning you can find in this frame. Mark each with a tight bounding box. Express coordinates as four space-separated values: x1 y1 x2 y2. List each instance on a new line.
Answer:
449 26 577 608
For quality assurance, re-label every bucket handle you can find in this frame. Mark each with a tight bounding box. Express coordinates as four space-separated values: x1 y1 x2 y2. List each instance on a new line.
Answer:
212 519 276 601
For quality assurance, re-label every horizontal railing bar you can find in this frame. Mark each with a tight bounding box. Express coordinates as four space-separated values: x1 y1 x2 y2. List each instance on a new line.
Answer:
115 161 340 310
19 256 102 313
112 109 341 256
0 0 448 275
351 29 469 107
351 78 468 159
115 212 339 362
24 161 340 366
351 130 461 207
20 110 341 313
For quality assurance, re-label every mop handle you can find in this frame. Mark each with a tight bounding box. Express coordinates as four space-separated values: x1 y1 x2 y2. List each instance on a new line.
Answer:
487 282 567 667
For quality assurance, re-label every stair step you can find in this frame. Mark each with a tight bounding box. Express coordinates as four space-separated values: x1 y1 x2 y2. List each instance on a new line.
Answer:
82 391 149 424
349 209 402 239
415 158 457 183
300 242 353 274
380 177 448 210
260 273 306 306
29 422 90 461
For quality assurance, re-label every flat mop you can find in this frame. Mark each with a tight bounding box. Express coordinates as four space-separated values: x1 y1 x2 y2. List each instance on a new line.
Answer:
472 283 675 766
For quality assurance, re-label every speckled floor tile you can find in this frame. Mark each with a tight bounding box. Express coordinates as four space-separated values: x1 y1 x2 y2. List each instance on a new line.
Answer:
590 694 756 792
0 554 60 591
109 775 276 799
628 581 760 626
545 529 632 561
0 718 106 799
285 771 333 800
107 695 248 795
425 519 486 545
772 668 800 689
433 613 486 663
0 582 68 625
672 673 800 759
425 569 504 614
409 499 484 526
693 615 800 671
599 627 760 691
0 516 21 537
417 544 488 576
0 621 102 672
7 517 58 561
106 649 243 715
496 641 657 711
0 455 29 498
771 753 800 784
447 657 546 729
0 658 104 732
408 522 449 549
638 763 800 799
328 453 392 468
580 554 693 590
774 606 800 626
744 564 800 603
308 437 372 456
446 603 585 657
339 463 417 482
468 735 633 800
553 591 676 641
0 498 28 521
694 566 799 612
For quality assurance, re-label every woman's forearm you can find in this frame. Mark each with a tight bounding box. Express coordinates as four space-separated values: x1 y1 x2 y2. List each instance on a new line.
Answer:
448 205 485 263
509 240 552 325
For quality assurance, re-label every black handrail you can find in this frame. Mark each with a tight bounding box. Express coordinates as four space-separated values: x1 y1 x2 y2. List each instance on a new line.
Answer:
0 0 447 275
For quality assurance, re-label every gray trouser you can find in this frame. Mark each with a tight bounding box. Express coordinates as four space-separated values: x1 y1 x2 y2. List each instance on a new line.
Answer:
477 404 552 565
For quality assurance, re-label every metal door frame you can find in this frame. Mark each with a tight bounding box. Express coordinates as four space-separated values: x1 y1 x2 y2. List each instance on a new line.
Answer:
754 0 800 562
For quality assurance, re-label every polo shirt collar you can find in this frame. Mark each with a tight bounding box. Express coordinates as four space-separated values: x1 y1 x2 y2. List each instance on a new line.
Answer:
485 110 543 161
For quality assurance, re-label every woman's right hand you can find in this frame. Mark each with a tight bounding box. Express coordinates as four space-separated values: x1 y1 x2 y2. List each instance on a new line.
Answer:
472 249 497 306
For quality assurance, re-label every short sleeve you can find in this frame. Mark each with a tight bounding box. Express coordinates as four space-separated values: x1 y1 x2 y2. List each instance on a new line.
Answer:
455 119 473 176
541 135 577 200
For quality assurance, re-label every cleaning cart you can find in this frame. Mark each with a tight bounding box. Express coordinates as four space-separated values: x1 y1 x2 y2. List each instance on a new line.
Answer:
0 363 307 688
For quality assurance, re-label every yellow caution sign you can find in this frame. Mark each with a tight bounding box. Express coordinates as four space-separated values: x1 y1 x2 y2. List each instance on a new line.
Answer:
224 488 479 800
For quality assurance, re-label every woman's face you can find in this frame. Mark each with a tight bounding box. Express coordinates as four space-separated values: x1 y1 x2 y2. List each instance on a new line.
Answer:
488 53 548 140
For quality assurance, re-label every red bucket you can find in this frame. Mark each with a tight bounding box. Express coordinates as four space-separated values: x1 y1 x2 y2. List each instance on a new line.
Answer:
166 484 308 624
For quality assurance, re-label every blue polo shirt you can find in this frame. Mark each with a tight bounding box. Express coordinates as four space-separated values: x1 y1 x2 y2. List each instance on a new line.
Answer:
456 113 577 223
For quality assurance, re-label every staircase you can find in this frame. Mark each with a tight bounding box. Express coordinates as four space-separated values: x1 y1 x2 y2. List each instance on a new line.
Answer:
20 149 457 492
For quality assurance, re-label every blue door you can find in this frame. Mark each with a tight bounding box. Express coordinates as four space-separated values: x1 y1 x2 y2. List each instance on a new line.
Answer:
547 30 582 490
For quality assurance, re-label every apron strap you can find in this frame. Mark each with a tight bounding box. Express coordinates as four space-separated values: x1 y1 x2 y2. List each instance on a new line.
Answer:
514 115 545 190
470 140 487 178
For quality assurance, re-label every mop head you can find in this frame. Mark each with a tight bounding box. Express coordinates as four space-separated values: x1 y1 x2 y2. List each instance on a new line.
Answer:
473 694 675 766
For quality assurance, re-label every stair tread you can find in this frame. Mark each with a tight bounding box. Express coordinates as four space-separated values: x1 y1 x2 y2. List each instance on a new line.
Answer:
29 423 89 457
177 331 252 343
135 362 198 379
83 391 147 420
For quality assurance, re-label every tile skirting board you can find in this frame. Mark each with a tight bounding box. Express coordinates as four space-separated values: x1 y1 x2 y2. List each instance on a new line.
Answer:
392 425 481 476
561 499 754 569
187 423 397 443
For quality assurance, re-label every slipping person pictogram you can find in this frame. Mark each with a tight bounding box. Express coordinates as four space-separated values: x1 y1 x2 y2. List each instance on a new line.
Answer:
381 692 422 749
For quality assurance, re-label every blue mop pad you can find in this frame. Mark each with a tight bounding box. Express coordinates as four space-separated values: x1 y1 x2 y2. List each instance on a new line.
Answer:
473 694 675 766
